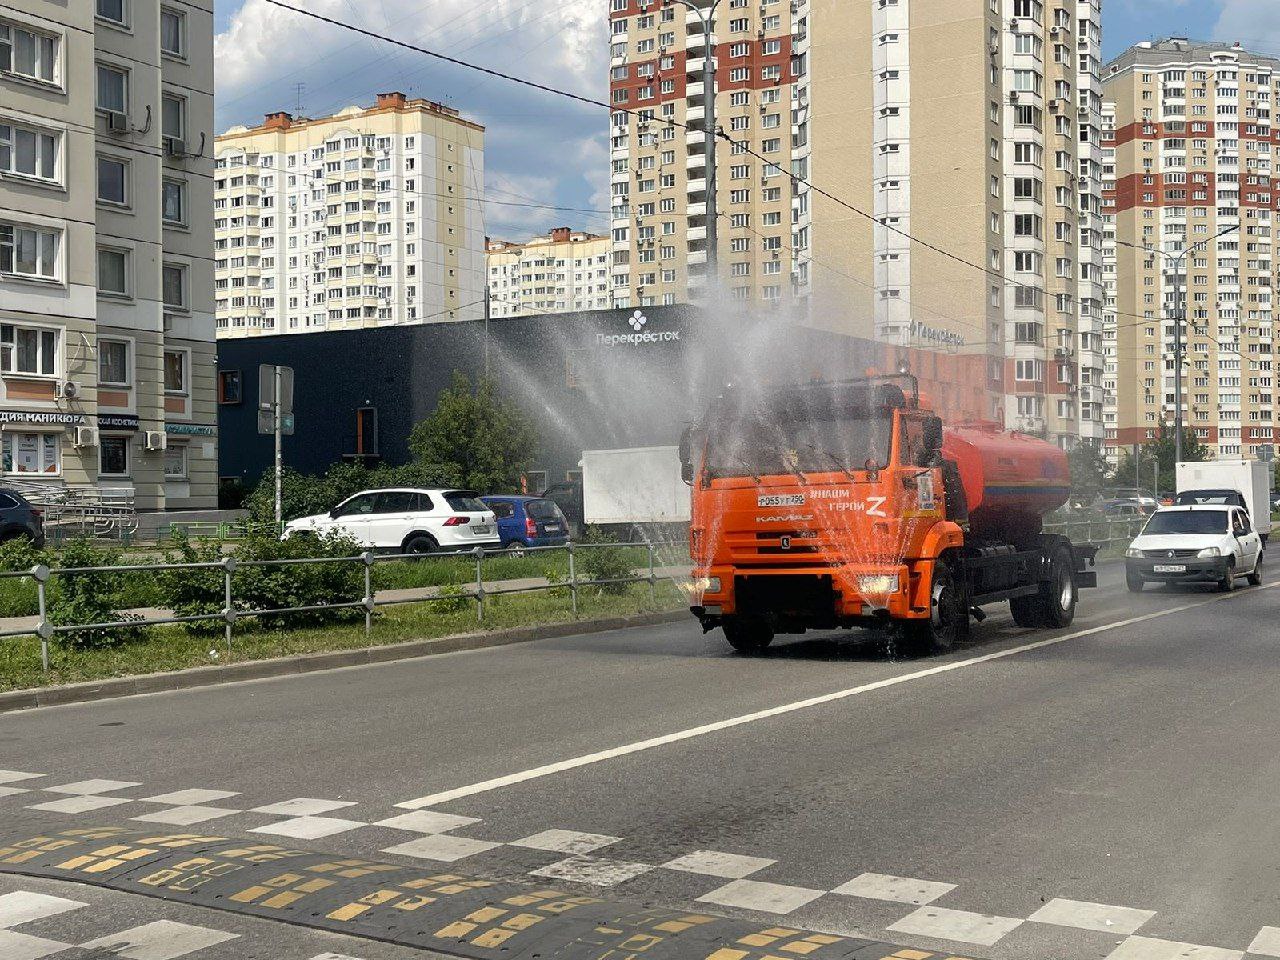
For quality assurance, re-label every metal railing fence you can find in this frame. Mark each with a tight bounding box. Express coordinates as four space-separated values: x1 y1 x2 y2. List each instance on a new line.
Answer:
1044 516 1148 549
3 540 692 674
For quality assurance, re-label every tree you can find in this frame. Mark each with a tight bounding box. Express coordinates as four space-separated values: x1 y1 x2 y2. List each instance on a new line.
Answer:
408 372 538 493
1067 440 1110 506
1110 424 1209 495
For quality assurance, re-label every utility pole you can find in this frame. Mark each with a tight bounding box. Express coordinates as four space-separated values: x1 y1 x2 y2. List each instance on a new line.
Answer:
273 364 283 527
483 283 491 380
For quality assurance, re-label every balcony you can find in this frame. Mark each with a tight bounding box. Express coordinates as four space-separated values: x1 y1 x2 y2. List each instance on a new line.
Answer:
687 152 706 171
687 225 707 242
688 249 707 265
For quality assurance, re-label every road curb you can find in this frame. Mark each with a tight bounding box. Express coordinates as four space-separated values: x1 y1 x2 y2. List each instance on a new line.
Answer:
0 609 690 713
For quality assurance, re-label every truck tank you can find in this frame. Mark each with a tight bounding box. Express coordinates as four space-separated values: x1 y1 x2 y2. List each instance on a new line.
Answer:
942 423 1071 546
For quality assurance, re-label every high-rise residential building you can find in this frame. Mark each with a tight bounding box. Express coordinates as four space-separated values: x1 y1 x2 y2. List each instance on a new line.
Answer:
1102 39 1279 463
609 0 1104 448
486 228 612 317
0 1 217 510
214 93 485 339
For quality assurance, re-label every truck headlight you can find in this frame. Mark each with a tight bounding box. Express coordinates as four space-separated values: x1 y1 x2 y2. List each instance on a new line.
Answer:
1197 546 1221 558
857 574 900 594
1125 547 1143 559
692 576 722 594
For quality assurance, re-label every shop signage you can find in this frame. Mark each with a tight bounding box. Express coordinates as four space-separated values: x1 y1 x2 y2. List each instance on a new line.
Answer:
0 410 86 426
165 423 216 436
596 311 682 347
98 414 140 431
910 321 966 348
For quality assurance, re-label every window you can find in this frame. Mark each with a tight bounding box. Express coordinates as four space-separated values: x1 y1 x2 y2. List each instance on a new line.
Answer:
97 155 126 204
99 339 129 387
0 222 58 280
0 22 58 84
162 263 187 309
96 0 127 25
2 432 59 475
161 178 185 224
163 350 185 394
163 443 187 480
0 123 57 181
96 247 129 297
160 7 184 57
99 436 128 477
95 63 127 114
0 324 56 376
161 93 184 143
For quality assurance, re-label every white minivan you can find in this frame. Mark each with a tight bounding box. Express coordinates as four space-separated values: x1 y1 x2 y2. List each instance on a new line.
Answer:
1124 504 1263 593
284 488 499 553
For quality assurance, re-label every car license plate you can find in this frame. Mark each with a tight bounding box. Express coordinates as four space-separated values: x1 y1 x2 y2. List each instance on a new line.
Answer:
758 494 805 507
545 524 561 533
473 525 492 536
1153 564 1186 573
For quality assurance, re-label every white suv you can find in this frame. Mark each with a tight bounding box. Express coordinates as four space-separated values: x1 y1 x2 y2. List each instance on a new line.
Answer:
284 489 499 554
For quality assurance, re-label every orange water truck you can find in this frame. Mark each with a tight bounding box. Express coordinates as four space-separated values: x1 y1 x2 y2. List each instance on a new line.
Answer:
680 375 1098 654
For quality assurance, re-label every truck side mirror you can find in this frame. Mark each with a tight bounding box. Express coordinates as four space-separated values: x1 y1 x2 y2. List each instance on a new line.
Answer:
923 416 944 462
679 427 695 485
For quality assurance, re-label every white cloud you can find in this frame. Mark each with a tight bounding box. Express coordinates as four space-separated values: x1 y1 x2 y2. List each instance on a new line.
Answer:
1215 0 1280 43
216 0 609 240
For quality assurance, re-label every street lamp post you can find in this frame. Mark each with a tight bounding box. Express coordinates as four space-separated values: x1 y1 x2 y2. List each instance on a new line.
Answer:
1156 222 1239 465
664 0 720 283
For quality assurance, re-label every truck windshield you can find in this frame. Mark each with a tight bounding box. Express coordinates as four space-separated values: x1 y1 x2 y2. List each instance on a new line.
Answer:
1142 510 1228 535
706 414 893 479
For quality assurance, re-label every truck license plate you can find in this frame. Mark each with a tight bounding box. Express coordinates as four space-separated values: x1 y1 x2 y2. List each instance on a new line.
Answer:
758 494 805 507
1153 564 1186 573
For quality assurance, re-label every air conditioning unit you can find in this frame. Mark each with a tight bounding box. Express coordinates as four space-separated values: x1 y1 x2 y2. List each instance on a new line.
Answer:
165 137 186 158
1009 91 1020 104
1049 26 1060 38
73 426 97 449
144 431 167 452
106 111 128 133
60 380 80 400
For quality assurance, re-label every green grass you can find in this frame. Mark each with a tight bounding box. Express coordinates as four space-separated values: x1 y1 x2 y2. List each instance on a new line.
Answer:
369 546 665 592
0 581 689 693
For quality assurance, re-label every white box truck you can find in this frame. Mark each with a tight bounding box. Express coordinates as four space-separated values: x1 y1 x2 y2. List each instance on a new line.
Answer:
1176 460 1273 544
581 446 691 527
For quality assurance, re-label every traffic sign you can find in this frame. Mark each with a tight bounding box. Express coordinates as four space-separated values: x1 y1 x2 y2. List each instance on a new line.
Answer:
257 410 295 436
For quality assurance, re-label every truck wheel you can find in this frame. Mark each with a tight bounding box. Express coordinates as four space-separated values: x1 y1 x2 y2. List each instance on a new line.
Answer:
901 561 968 654
722 616 773 655
1036 544 1077 629
1126 570 1145 593
1248 554 1263 587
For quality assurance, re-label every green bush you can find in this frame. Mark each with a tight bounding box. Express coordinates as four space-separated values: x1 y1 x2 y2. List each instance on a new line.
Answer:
575 528 634 595
160 530 366 634
49 539 144 650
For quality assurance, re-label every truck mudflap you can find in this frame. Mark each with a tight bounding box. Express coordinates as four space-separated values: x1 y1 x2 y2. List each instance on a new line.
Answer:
1075 541 1100 589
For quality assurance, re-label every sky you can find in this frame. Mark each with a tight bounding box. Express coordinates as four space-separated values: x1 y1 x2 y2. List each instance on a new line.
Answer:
212 0 1280 241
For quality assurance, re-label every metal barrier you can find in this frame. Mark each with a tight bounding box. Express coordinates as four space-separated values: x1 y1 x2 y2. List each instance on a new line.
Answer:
1044 516 1147 549
2 540 694 673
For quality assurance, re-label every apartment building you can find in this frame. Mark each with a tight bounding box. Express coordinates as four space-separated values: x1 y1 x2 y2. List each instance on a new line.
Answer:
1102 39 1279 462
486 228 611 317
0 1 216 510
214 93 485 339
609 0 1104 447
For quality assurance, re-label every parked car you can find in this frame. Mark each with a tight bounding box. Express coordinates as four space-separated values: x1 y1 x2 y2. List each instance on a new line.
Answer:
0 488 43 547
1101 498 1156 518
283 489 498 553
481 495 570 551
1124 505 1263 593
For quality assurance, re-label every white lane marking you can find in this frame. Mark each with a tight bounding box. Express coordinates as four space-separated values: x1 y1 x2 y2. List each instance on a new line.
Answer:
1248 927 1280 958
888 905 1024 947
381 833 500 862
26 795 132 814
0 891 86 929
81 919 238 960
1104 935 1243 960
249 816 366 840
374 810 480 834
530 855 655 887
0 787 30 798
43 779 140 796
511 829 620 855
131 805 240 826
399 589 1274 809
1028 897 1155 935
696 878 825 915
249 797 357 816
662 850 776 879
0 929 70 960
0 771 43 785
138 789 239 806
831 872 956 906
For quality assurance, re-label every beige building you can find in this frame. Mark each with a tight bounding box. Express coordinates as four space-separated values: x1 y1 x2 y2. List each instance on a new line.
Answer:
486 228 611 317
0 0 217 511
1103 38 1279 462
609 0 1105 447
214 93 485 338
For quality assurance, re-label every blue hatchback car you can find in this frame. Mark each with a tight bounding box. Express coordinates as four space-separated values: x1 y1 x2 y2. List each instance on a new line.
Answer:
481 495 571 550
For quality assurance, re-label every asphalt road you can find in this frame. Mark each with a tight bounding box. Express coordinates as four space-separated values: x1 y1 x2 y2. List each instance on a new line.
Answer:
2 561 1278 960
